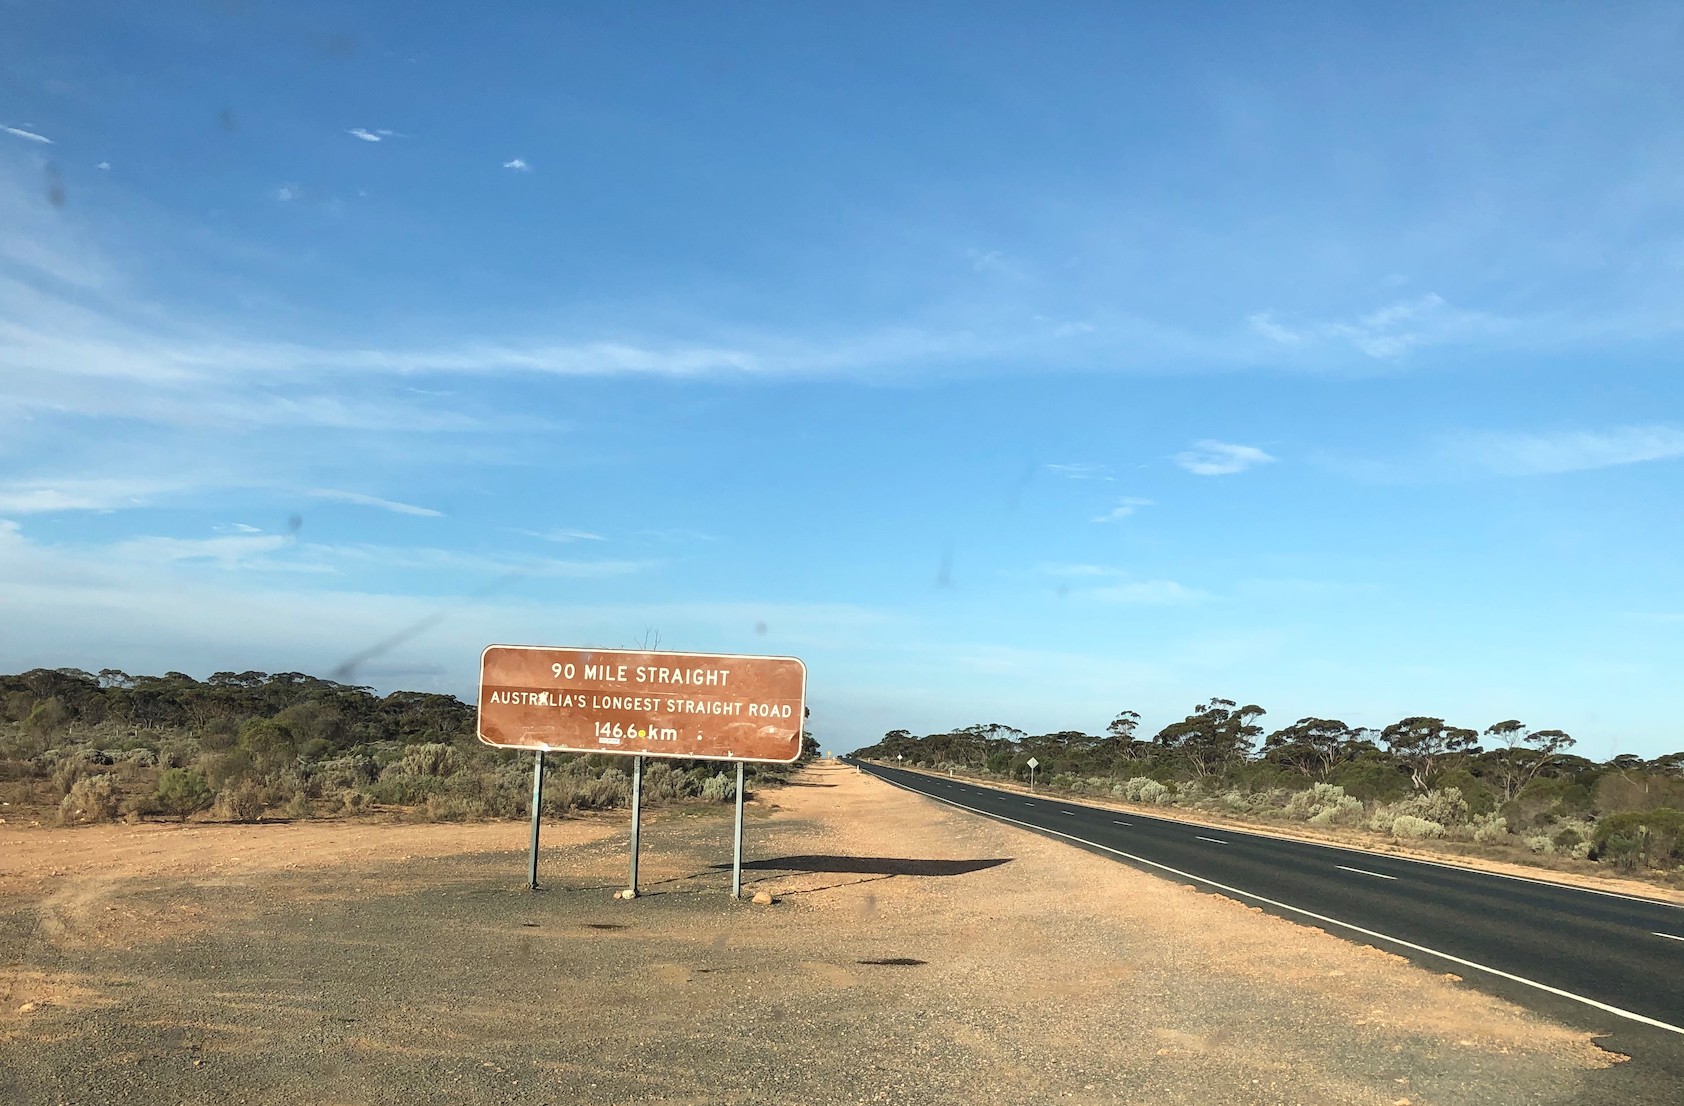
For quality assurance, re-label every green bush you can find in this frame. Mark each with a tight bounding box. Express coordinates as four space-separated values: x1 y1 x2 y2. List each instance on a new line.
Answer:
154 768 213 819
24 697 71 740
201 748 257 790
1593 808 1684 870
239 717 296 774
1330 756 1411 803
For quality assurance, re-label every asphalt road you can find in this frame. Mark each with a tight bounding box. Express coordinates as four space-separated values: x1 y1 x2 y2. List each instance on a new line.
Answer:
852 760 1684 1057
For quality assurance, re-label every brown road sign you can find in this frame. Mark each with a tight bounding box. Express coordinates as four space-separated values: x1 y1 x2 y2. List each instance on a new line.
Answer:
477 645 807 763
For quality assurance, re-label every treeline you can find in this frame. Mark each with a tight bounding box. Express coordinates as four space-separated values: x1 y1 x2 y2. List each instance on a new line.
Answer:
854 699 1684 874
0 667 817 826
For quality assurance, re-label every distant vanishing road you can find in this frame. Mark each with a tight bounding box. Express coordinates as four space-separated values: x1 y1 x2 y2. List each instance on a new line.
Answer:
852 760 1684 1050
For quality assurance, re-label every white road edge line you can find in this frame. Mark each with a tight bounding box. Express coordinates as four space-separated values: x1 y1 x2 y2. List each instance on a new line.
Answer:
1655 931 1684 942
867 767 1684 1037
1196 835 1227 844
870 763 1683 911
1338 865 1398 881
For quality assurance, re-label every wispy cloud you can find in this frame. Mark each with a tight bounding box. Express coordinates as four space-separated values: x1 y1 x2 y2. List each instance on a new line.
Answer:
1046 462 1113 481
1174 440 1276 476
306 489 444 517
347 128 383 143
1 124 52 144
274 183 300 202
115 534 294 568
636 528 717 544
503 158 530 172
1248 294 1498 360
1036 564 1207 605
1091 496 1154 522
0 477 189 514
298 542 653 579
1084 580 1208 605
1452 426 1684 476
523 528 606 543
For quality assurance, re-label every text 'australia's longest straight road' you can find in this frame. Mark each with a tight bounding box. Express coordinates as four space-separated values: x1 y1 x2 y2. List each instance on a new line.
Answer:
477 645 807 763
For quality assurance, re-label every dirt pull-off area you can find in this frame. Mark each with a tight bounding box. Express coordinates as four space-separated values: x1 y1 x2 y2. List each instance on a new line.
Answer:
0 761 1659 1105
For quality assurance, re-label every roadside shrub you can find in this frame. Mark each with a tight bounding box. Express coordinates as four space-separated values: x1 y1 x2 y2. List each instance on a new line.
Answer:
283 789 312 820
1469 811 1511 845
641 760 698 804
1284 783 1363 826
156 738 197 770
1330 756 1411 803
1592 808 1684 870
1524 833 1555 854
239 718 297 775
1125 777 1173 804
1389 814 1446 840
700 771 735 803
1372 788 1468 836
1595 773 1684 816
58 773 120 825
1433 768 1497 815
24 697 71 740
365 773 444 805
50 752 100 796
579 764 633 808
389 742 462 778
215 778 267 822
317 753 379 792
201 749 257 790
154 768 213 819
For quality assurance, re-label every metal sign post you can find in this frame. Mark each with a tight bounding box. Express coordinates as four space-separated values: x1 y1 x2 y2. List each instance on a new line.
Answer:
628 755 644 896
527 750 546 890
731 760 746 898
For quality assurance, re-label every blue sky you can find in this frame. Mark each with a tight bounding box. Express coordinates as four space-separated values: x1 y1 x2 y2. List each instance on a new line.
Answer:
2 3 1682 756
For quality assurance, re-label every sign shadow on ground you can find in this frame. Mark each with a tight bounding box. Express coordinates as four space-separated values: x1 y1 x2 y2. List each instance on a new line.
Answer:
711 855 1013 877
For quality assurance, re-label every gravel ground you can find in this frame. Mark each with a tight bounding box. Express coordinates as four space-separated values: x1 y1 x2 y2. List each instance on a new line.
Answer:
0 760 1674 1105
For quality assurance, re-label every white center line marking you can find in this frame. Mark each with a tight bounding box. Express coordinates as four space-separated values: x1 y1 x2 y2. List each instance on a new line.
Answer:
1339 865 1398 881
1061 810 1077 816
1656 932 1684 943
865 768 1684 1037
1196 835 1227 844
1113 819 1132 826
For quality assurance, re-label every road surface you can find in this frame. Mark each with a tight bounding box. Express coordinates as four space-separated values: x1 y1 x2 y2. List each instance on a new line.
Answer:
852 759 1684 1058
